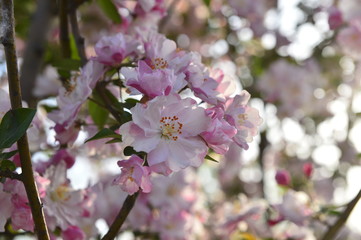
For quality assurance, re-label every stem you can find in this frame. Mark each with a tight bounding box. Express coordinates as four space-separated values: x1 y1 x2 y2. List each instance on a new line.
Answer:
59 0 71 58
321 189 361 240
1 0 50 239
258 131 268 198
19 0 55 106
69 9 87 66
0 170 22 181
101 192 139 240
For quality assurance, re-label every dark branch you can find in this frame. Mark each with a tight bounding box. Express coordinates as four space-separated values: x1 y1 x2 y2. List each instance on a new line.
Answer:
101 192 139 240
1 0 50 239
321 189 361 240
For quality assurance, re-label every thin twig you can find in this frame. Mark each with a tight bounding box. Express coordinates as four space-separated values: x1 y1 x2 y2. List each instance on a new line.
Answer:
321 189 361 240
101 192 139 240
19 0 56 106
1 0 50 239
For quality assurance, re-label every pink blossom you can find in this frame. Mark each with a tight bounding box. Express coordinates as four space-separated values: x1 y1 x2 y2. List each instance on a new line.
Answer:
95 33 140 66
275 169 291 186
11 207 34 231
185 52 225 105
142 31 191 82
48 60 105 128
135 0 166 16
274 190 313 225
0 184 13 231
3 180 36 231
201 107 237 154
224 91 263 150
303 163 313 178
328 6 343 30
337 18 361 59
62 225 86 240
35 149 76 174
121 60 184 98
53 122 81 146
119 94 210 174
113 155 152 195
43 163 93 231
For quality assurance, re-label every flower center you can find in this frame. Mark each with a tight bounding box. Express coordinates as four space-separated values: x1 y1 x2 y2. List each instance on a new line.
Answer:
50 184 71 202
238 113 247 125
160 116 183 141
150 57 168 70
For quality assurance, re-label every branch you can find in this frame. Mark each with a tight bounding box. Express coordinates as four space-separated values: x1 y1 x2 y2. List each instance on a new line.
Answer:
19 0 56 106
321 189 361 240
0 169 22 180
101 192 139 240
1 0 50 239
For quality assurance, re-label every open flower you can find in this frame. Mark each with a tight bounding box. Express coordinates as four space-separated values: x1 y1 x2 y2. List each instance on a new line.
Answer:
122 60 184 98
113 155 152 195
201 107 237 154
225 91 263 150
119 94 210 175
95 33 140 66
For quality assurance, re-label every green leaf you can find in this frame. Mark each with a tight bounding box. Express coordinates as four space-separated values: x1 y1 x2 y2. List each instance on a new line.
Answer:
203 0 211 7
85 128 121 143
88 100 109 129
0 150 18 160
96 0 122 24
205 154 218 163
106 138 123 144
0 108 36 149
123 98 140 110
52 59 82 72
0 160 16 171
70 35 81 60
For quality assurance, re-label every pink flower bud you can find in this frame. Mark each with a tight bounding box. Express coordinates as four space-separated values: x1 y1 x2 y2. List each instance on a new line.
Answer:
303 162 313 178
275 169 291 186
328 6 343 30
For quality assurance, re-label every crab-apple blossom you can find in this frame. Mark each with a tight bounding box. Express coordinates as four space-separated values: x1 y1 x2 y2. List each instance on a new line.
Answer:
120 94 210 174
113 155 152 195
201 107 237 154
94 33 140 66
121 60 185 98
48 59 105 128
224 91 263 150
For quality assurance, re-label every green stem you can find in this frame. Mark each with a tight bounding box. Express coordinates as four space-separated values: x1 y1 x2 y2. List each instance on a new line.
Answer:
1 0 50 239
